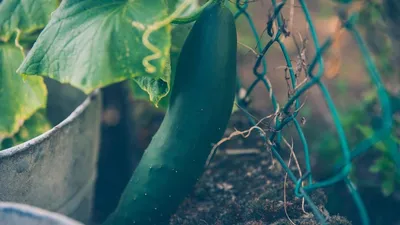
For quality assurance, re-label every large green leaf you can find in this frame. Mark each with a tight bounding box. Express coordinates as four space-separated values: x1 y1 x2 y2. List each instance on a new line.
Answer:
17 0 196 106
1 109 51 150
131 0 199 109
0 0 58 43
0 44 47 140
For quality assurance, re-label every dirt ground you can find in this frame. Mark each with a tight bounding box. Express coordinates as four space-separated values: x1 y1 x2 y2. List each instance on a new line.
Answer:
169 113 351 225
170 151 349 225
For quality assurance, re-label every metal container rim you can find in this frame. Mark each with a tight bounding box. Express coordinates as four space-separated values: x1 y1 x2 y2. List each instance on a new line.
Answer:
0 89 101 158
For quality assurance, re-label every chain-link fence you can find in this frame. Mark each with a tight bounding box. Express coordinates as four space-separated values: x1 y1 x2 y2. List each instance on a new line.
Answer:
232 1 400 224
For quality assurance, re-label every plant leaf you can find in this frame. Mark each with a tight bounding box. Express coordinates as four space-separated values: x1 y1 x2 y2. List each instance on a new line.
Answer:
0 44 47 140
356 124 387 152
1 109 51 150
0 0 58 43
382 179 395 197
131 22 194 109
17 0 178 106
167 0 199 15
131 0 198 109
369 162 381 173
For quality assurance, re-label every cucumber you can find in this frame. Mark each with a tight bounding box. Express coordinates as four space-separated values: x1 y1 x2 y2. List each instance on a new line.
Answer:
103 2 237 225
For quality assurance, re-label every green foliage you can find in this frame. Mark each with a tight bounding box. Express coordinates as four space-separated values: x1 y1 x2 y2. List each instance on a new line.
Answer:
131 0 199 109
0 0 55 142
0 44 47 141
0 0 58 42
333 1 400 195
17 0 199 107
1 110 52 150
316 89 400 197
357 124 400 196
0 0 59 149
358 0 396 76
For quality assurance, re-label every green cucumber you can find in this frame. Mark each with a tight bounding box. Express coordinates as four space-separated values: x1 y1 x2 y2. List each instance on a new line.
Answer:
103 2 237 225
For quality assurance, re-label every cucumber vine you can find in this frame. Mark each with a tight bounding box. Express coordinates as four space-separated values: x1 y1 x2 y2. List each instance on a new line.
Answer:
141 0 195 73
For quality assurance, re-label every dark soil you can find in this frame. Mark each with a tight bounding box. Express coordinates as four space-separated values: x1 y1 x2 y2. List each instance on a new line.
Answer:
170 146 350 225
167 112 351 225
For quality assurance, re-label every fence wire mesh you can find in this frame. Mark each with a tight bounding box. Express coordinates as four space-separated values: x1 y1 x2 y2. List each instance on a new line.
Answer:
232 0 400 224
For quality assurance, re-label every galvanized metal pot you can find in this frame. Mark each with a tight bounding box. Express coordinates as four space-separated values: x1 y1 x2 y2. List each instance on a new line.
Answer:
0 79 102 224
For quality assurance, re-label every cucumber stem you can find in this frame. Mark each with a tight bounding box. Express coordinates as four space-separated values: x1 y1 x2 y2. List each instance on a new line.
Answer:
171 0 217 24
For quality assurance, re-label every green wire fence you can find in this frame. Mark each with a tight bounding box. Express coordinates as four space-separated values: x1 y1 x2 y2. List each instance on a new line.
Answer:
233 0 399 224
